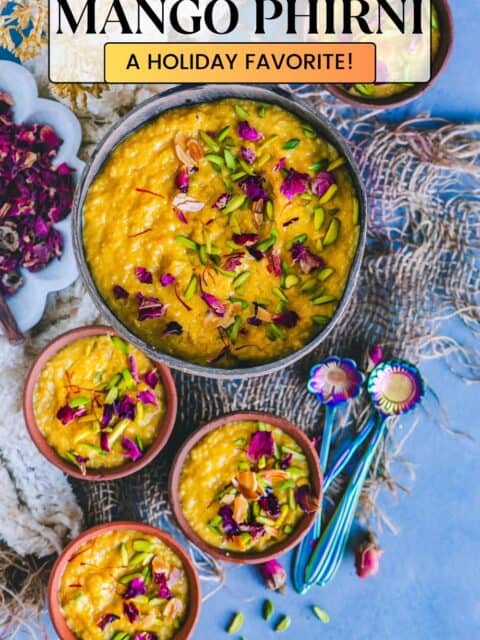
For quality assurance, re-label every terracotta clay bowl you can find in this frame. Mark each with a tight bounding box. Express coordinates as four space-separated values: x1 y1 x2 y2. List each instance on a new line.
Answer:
48 521 201 640
325 0 454 110
23 325 177 481
168 411 322 564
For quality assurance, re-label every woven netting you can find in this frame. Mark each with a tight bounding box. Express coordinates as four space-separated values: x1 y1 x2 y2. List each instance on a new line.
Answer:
0 71 478 636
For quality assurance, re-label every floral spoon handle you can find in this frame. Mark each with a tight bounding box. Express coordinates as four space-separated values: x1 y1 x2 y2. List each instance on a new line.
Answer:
306 416 387 587
292 404 337 593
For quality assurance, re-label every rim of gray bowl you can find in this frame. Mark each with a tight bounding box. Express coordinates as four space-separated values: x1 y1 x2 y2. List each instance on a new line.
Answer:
72 84 367 379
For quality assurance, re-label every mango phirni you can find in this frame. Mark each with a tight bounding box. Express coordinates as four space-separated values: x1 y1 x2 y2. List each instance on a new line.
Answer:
83 99 360 367
59 529 188 640
178 421 318 553
343 5 441 100
33 334 166 473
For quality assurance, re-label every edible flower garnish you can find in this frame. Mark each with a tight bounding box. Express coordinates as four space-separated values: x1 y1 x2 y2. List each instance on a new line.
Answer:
56 404 87 425
240 147 256 164
213 192 232 209
160 273 176 287
260 559 287 592
240 175 268 201
267 251 282 276
258 490 281 518
223 252 244 272
355 533 383 579
175 166 191 193
274 157 286 172
123 600 140 622
155 572 173 599
232 233 259 246
272 311 299 328
143 369 159 389
97 613 119 630
311 171 335 197
201 290 226 317
122 437 143 461
133 633 158 640
128 354 140 382
137 389 158 406
367 344 384 371
123 576 147 599
247 430 274 461
162 320 183 336
100 431 110 452
237 121 262 142
137 295 167 321
113 285 129 300
294 484 319 514
218 505 241 537
175 208 188 224
290 242 325 274
280 169 309 200
101 404 114 428
280 453 293 469
115 395 137 420
135 266 153 284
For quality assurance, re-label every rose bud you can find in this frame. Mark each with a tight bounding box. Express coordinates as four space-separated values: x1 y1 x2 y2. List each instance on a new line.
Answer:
260 559 286 592
367 344 383 372
355 533 383 579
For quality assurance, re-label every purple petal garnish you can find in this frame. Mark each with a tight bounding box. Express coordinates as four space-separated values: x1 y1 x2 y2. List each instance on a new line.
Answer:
240 147 256 164
101 404 114 428
272 310 299 328
162 320 183 336
97 613 119 630
232 233 259 246
223 252 244 272
143 369 159 389
137 389 158 406
114 394 136 420
100 431 110 452
154 572 173 599
258 490 281 518
113 285 129 300
56 404 87 425
137 295 167 320
274 157 286 172
280 453 293 470
160 273 176 287
239 522 265 540
123 600 140 623
247 431 274 461
240 175 268 201
201 290 226 317
294 484 319 514
128 354 140 383
247 246 264 261
124 577 147 599
311 171 335 197
290 242 325 274
213 192 232 210
266 251 282 276
175 208 188 224
280 169 310 200
247 316 262 326
135 266 153 284
133 634 159 640
237 121 262 142
175 166 191 193
218 505 240 537
122 436 143 461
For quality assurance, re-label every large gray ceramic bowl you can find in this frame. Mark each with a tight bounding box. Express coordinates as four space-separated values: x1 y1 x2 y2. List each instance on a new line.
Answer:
73 84 367 379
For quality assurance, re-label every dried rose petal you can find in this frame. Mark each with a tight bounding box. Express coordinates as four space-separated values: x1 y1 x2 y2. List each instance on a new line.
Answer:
218 505 240 537
355 533 382 578
232 233 259 246
240 522 265 540
290 242 325 274
213 192 232 210
247 316 262 326
137 295 167 321
137 389 158 406
123 577 147 599
101 404 114 428
114 395 136 420
258 490 280 518
260 559 286 591
100 431 110 452
247 246 264 261
272 311 299 328
160 273 176 287
294 484 319 514
113 285 129 300
247 431 274 461
367 344 384 371
123 601 139 623
135 266 153 284
237 121 262 142
280 169 309 200
280 453 292 470
175 166 191 193
122 437 143 462
97 613 119 630
162 320 183 336
274 157 286 172
201 290 226 317
143 369 159 389
267 251 282 276
133 634 159 640
155 572 173 599
175 208 188 224
240 147 256 164
223 252 244 272
240 176 268 201
56 404 87 425
311 171 335 197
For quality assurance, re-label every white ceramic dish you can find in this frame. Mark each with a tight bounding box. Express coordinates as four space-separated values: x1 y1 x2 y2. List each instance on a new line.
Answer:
0 61 83 332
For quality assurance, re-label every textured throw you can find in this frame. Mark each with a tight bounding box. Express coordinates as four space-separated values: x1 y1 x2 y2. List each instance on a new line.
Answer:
0 50 479 636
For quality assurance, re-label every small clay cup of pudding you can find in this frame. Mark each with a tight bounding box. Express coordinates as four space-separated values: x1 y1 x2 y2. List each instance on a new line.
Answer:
23 325 177 481
169 410 322 564
48 521 201 640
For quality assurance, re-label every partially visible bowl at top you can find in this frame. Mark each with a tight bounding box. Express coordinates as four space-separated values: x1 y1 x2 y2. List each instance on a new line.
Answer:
73 84 366 378
0 60 83 332
325 0 454 110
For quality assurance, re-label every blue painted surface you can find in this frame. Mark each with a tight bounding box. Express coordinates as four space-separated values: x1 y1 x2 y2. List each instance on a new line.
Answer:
3 0 479 637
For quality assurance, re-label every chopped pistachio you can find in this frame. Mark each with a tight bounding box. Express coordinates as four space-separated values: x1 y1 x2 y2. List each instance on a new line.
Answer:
288 488 296 510
229 296 249 308
176 235 198 251
309 158 328 172
234 437 247 446
312 294 337 305
104 386 119 405
184 275 198 300
198 244 208 265
223 194 247 214
199 130 220 151
205 153 225 169
258 134 279 151
257 104 266 117
234 104 249 118
263 599 275 621
257 234 276 252
308 287 324 301
272 287 288 302
233 271 251 289
318 183 338 204
287 233 307 249
237 460 250 471
283 524 293 534
229 316 242 344
128 552 152 567
300 278 318 293
227 612 244 634
284 274 299 289
231 170 247 181
314 206 325 231
224 149 237 171
283 138 300 150
323 218 340 246
312 606 330 623
354 83 374 96
265 200 274 220
312 315 330 325
111 335 128 355
108 419 129 447
281 445 306 460
216 125 232 142
111 632 130 640
256 153 271 169
266 323 285 341
275 616 291 632
69 396 90 408
352 196 360 225
118 571 143 585
120 543 129 566
327 157 346 171
318 267 334 281
132 539 155 553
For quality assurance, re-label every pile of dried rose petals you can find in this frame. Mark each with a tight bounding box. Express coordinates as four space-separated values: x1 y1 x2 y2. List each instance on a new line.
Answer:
0 92 75 295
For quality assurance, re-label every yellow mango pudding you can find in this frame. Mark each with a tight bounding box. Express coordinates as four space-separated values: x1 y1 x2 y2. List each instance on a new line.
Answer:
341 5 441 101
58 529 189 640
177 420 319 555
82 98 361 368
32 332 167 475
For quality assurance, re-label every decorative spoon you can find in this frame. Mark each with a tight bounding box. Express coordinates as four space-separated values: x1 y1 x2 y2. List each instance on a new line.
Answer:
292 356 364 593
305 359 425 587
0 291 24 344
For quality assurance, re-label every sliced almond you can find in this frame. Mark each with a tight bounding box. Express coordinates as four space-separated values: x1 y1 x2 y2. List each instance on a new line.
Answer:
164 597 183 621
258 469 289 483
172 193 205 213
236 471 259 499
152 555 169 576
187 138 204 163
233 494 248 523
264 525 281 539
256 306 273 322
220 492 236 505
